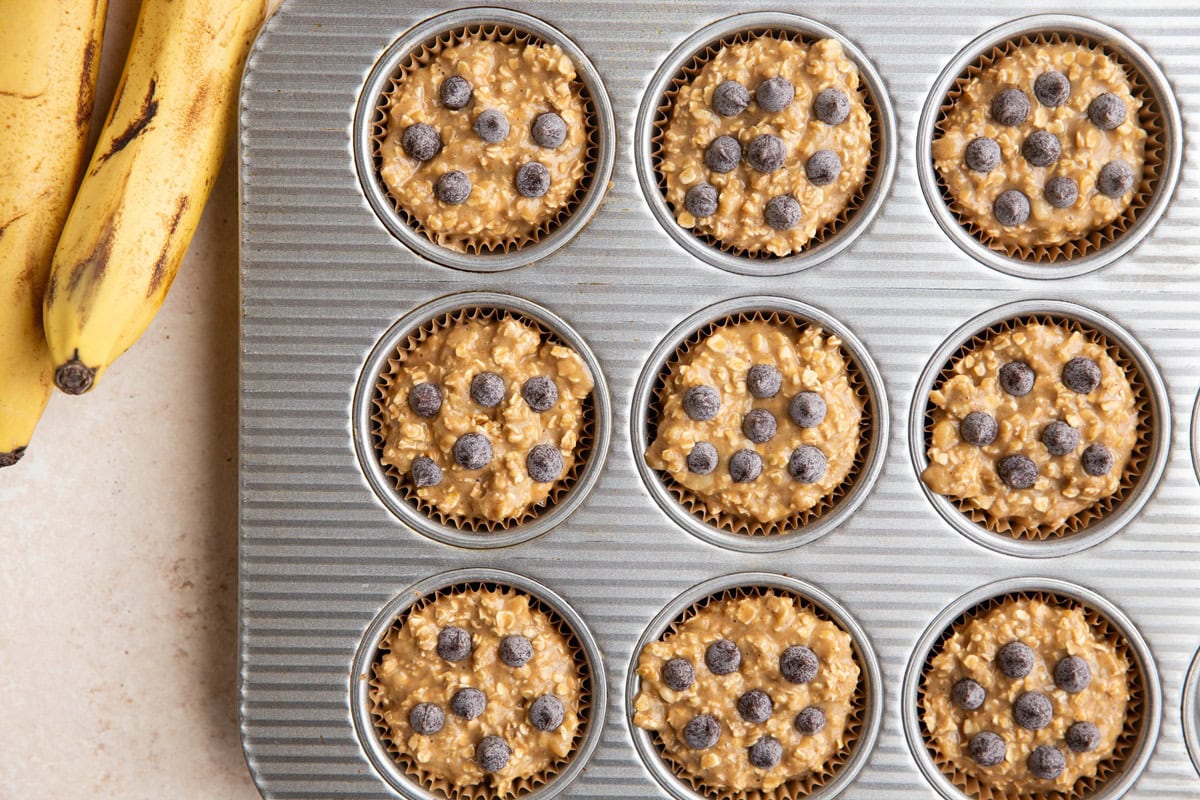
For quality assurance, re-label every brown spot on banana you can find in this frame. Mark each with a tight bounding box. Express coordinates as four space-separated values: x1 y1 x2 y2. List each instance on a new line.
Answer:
65 213 118 297
93 78 159 167
148 196 190 297
55 353 96 395
76 39 99 130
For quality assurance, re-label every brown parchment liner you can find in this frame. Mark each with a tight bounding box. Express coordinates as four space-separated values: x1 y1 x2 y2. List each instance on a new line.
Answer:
650 27 883 260
916 590 1147 800
369 23 601 254
369 581 594 800
933 31 1166 264
923 313 1153 540
646 310 873 536
371 306 596 533
644 584 869 800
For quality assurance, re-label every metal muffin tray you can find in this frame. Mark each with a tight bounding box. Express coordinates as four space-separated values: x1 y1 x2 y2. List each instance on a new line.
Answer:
238 1 1200 798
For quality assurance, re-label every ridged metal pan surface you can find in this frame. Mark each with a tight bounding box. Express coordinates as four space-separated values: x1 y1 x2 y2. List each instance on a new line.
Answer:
238 1 1200 798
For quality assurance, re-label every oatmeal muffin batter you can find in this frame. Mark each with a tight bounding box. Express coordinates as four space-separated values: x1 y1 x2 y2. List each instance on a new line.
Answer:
923 320 1139 532
633 591 860 793
371 586 585 795
376 314 593 524
379 33 591 250
933 41 1147 251
646 319 864 526
922 596 1131 795
659 35 873 256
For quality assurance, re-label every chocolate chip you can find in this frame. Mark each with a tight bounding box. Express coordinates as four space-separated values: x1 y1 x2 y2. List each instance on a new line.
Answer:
805 150 841 186
746 134 786 173
451 688 486 720
470 372 504 407
409 702 444 735
1028 745 1066 780
788 446 827 484
453 433 492 470
747 364 782 399
961 412 998 447
521 376 558 412
729 449 762 483
764 195 801 230
738 690 773 723
683 385 720 421
991 89 1030 126
1055 656 1092 693
684 182 719 218
515 162 550 198
1063 357 1101 394
994 189 1031 226
953 678 986 711
402 123 442 161
1022 131 1061 167
440 75 472 110
529 694 565 731
1042 421 1080 456
965 137 1001 173
748 735 782 768
1034 71 1071 107
813 88 850 125
1081 443 1114 476
794 706 826 736
476 735 511 772
473 109 509 143
1097 160 1134 198
756 76 794 112
1088 93 1127 130
684 714 721 749
789 391 827 428
499 634 533 667
969 731 1007 767
411 456 442 488
706 639 741 675
705 135 742 173
687 442 718 475
1013 692 1053 730
526 444 563 482
780 645 819 683
997 642 1035 678
742 409 777 444
434 170 472 204
531 111 567 148
712 80 750 117
662 658 695 691
998 454 1038 489
1066 721 1101 753
1045 176 1079 209
999 361 1035 396
437 626 472 662
408 382 442 417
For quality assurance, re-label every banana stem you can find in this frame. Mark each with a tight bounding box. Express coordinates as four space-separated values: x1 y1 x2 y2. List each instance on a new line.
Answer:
0 448 26 468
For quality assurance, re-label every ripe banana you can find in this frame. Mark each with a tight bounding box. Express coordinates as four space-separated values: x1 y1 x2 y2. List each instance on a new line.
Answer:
43 0 270 394
0 0 109 465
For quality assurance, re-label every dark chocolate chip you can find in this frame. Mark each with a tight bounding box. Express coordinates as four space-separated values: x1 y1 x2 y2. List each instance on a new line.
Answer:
746 134 786 173
526 444 563 483
531 111 567 148
780 645 819 684
683 714 722 749
1034 71 1071 107
453 433 493 470
1055 656 1092 693
1088 93 1127 130
748 735 782 768
738 690 774 724
991 89 1030 126
813 88 850 125
1081 443 1114 476
470 372 504 407
439 75 473 110
521 376 558 412
402 123 442 161
476 736 511 772
952 678 986 711
965 137 1001 173
998 454 1038 490
961 411 998 447
1062 357 1101 394
712 80 750 117
969 731 1007 767
994 189 1031 226
515 162 551 198
999 361 1035 396
473 109 509 143
1022 130 1061 167
684 182 719 218
408 382 443 417
729 449 762 483
998 642 1035 678
787 446 827 484
742 409 777 444
705 135 742 173
411 456 442 488
499 634 533 668
1097 160 1134 198
794 706 826 736
529 694 565 731
451 688 486 720
687 442 718 475
434 170 472 204
706 639 742 675
1013 692 1053 730
1042 420 1080 456
805 149 842 186
409 702 445 735
756 77 794 112
683 385 721 421
1045 176 1079 209
1066 721 1101 753
1028 745 1066 780
747 364 782 399
764 195 801 230
662 657 695 691
437 626 472 662
789 391 827 428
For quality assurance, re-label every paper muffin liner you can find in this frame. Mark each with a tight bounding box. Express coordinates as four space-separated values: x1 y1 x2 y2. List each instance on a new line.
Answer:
645 584 869 800
368 23 601 254
916 590 1147 800
922 313 1153 540
649 27 884 260
646 309 873 536
371 306 596 533
368 581 594 800
933 31 1166 264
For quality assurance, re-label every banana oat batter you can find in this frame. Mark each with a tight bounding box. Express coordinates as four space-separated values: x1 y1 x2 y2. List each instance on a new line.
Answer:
633 591 860 793
922 596 1131 795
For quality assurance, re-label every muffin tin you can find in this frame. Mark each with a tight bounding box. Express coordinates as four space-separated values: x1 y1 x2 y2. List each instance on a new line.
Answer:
239 2 1200 798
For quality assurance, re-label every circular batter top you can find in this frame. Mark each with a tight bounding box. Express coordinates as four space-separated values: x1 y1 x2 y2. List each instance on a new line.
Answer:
933 41 1147 251
633 591 860 793
370 586 585 796
921 596 1131 796
376 314 593 525
922 320 1139 533
659 35 873 256
379 33 591 250
645 319 865 526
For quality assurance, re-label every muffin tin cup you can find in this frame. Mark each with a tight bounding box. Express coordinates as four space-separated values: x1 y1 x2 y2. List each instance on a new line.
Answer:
1183 647 1200 778
352 291 612 549
907 299 1170 558
353 7 616 272
351 568 608 800
1191 389 1200 487
916 14 1183 280
625 572 883 800
901 577 1162 800
634 12 898 277
631 295 889 553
